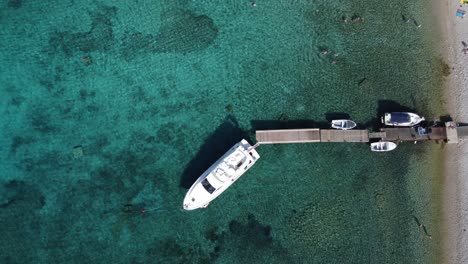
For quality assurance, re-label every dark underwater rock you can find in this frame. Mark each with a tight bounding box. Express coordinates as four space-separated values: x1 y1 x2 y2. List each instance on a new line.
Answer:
0 181 18 207
8 0 22 9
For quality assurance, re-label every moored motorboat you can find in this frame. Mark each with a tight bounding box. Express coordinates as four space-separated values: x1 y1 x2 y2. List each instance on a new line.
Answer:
183 139 260 210
331 119 357 130
382 112 424 127
370 141 397 152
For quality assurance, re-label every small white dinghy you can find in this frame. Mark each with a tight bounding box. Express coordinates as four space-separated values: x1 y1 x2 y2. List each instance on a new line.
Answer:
331 120 357 130
370 141 397 152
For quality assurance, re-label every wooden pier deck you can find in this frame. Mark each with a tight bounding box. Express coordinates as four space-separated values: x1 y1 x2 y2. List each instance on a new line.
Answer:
369 132 386 139
458 127 468 137
256 129 369 144
255 122 465 145
380 127 446 141
320 130 369 142
456 126 468 141
256 129 320 144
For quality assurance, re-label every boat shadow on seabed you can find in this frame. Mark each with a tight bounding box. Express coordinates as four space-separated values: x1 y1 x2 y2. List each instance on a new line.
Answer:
180 115 253 189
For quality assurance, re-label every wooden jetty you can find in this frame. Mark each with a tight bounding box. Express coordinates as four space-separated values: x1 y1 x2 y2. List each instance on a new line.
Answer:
255 122 466 145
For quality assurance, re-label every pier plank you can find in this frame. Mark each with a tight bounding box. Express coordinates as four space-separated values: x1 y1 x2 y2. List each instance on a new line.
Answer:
320 129 369 142
457 126 468 140
256 129 320 144
380 127 446 141
369 132 386 139
446 122 459 143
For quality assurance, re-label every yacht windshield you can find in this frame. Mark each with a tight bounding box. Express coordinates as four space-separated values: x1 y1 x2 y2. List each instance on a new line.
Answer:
390 113 410 123
201 178 216 194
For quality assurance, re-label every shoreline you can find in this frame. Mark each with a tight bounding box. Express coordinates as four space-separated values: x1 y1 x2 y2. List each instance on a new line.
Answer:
435 0 468 263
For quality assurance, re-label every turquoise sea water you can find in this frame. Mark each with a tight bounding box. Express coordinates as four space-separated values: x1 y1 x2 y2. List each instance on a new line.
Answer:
0 0 447 263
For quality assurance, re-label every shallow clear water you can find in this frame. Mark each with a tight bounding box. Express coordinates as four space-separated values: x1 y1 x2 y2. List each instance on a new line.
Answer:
0 0 446 263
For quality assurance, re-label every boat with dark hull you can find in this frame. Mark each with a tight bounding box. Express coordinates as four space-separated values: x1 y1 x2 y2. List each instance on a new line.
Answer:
382 112 424 127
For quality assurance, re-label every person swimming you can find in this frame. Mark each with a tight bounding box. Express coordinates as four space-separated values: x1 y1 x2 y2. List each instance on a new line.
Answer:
123 204 133 213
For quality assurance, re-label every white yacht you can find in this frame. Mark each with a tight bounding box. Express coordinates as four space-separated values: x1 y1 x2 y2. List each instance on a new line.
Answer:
382 112 425 127
183 139 260 210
